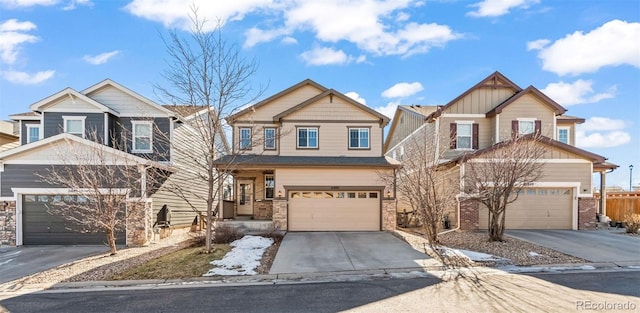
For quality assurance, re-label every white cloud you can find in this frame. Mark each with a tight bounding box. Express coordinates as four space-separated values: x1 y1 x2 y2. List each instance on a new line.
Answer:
62 0 92 10
299 46 364 66
1 70 55 84
382 82 423 98
541 79 616 106
576 117 630 148
0 19 38 64
526 39 549 51
83 50 120 65
467 0 539 18
529 20 640 76
281 36 297 45
344 91 366 105
373 101 399 119
0 0 57 8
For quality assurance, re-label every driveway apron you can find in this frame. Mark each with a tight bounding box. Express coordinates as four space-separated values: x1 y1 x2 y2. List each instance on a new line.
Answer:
269 232 431 274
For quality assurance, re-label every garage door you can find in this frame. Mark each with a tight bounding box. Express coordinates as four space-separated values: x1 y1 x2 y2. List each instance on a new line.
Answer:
479 188 573 229
289 191 380 231
22 195 125 245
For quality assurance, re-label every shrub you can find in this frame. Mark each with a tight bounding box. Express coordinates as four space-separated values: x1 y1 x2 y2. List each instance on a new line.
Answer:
623 213 640 234
188 231 207 247
258 226 284 243
214 224 244 244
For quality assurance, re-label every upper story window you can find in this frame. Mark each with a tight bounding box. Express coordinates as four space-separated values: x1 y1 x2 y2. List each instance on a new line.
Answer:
519 120 535 135
264 174 275 199
63 116 86 138
132 121 153 153
297 127 318 149
558 127 569 144
513 119 541 137
450 122 478 150
26 124 40 143
240 128 252 150
264 128 276 150
349 128 370 149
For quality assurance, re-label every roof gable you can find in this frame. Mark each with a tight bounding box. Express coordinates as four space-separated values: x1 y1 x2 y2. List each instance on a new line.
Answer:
383 105 438 152
272 89 390 126
82 79 175 117
227 79 328 123
486 86 567 117
29 88 118 115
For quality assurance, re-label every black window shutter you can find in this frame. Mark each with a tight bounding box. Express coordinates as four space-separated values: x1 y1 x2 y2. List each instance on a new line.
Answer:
472 123 479 149
450 123 457 149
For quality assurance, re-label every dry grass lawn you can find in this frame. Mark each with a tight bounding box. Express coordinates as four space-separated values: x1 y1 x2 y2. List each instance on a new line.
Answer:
111 244 231 280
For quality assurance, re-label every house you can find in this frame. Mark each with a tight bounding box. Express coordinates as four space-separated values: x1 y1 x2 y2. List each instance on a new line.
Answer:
0 121 19 152
0 79 211 246
385 71 618 231
213 79 399 232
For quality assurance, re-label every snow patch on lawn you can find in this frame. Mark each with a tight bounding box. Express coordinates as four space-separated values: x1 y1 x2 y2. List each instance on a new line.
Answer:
203 235 273 276
440 247 508 262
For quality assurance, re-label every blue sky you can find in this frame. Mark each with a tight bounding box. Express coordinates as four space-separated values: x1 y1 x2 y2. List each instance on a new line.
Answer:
0 0 638 188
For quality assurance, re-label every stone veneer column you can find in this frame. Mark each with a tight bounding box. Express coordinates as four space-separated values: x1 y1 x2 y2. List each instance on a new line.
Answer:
272 199 287 231
126 201 152 247
578 197 597 230
459 198 479 230
382 199 396 231
0 201 16 246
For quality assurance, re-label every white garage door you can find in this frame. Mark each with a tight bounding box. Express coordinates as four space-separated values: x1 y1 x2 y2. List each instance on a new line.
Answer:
479 188 573 229
288 190 380 231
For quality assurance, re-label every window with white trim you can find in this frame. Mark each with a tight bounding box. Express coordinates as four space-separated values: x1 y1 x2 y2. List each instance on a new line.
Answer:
240 128 252 150
557 127 569 144
264 174 274 199
26 124 40 143
132 121 153 153
456 122 472 149
348 128 369 149
63 116 86 138
297 127 318 148
518 120 535 135
264 128 276 150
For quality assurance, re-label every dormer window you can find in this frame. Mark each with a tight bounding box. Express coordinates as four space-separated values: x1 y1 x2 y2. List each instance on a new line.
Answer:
132 120 153 153
63 116 86 138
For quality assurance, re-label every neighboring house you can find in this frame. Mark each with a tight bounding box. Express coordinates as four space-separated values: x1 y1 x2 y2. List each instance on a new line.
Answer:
0 79 211 246
0 121 19 152
386 71 617 231
213 79 399 232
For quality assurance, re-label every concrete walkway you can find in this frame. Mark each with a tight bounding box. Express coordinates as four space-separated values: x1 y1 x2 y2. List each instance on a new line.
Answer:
507 229 640 263
269 232 436 274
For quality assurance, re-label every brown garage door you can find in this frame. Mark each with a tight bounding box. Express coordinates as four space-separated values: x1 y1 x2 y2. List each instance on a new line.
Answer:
479 188 573 229
288 191 380 231
22 194 125 245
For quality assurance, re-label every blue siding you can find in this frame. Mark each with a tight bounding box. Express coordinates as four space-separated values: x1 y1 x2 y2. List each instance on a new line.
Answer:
118 117 171 162
43 112 105 143
20 121 40 145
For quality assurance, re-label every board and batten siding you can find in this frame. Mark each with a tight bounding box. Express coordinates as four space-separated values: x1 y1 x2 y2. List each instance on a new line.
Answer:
386 110 425 153
445 87 517 115
233 85 324 122
498 94 556 141
43 112 105 143
85 86 167 116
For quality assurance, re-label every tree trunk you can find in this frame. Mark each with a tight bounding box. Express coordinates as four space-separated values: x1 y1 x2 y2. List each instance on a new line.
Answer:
106 229 117 255
488 210 506 241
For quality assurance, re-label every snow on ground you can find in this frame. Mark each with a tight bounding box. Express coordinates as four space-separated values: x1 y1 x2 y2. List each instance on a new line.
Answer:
440 247 508 262
203 235 273 276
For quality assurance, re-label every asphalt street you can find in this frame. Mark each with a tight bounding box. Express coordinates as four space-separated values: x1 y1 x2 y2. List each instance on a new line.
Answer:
1 270 638 313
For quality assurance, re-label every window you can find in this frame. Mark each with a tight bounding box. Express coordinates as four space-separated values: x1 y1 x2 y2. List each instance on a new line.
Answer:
456 123 472 149
369 192 378 198
518 120 535 135
63 116 86 138
240 128 252 150
26 125 40 143
297 127 318 148
558 127 569 144
264 128 276 150
349 128 369 149
132 121 153 153
264 174 274 199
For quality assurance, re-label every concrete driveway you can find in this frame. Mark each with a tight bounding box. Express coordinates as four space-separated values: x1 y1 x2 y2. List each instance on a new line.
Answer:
507 230 640 264
269 232 434 274
0 245 109 284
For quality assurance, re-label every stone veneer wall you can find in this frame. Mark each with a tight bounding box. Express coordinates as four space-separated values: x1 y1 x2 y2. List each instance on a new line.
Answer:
253 200 273 220
0 201 16 246
578 197 596 230
382 199 396 231
126 201 152 247
460 198 479 230
272 199 287 231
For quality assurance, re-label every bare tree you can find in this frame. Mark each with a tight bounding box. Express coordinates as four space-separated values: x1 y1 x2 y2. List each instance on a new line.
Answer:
462 134 546 241
37 132 151 254
154 6 264 252
381 127 459 247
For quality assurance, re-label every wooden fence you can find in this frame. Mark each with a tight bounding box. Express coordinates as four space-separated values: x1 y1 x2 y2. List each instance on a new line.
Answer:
594 191 640 221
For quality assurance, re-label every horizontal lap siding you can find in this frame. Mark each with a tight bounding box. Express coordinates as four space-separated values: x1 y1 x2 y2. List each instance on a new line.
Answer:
386 110 425 153
43 112 105 142
279 122 382 157
276 168 388 192
498 95 555 141
234 85 324 121
119 117 171 162
86 86 167 116
1 165 54 197
539 163 592 192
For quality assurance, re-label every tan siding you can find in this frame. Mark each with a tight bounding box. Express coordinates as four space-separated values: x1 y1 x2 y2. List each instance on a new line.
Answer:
438 117 492 159
232 124 280 155
87 86 166 116
284 96 377 121
539 163 592 192
233 85 324 122
386 110 425 153
557 121 576 146
498 94 555 141
446 87 516 115
275 168 390 194
278 121 383 157
41 97 103 113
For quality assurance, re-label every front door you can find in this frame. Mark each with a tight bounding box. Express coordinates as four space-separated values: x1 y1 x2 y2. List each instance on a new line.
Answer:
237 180 253 215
